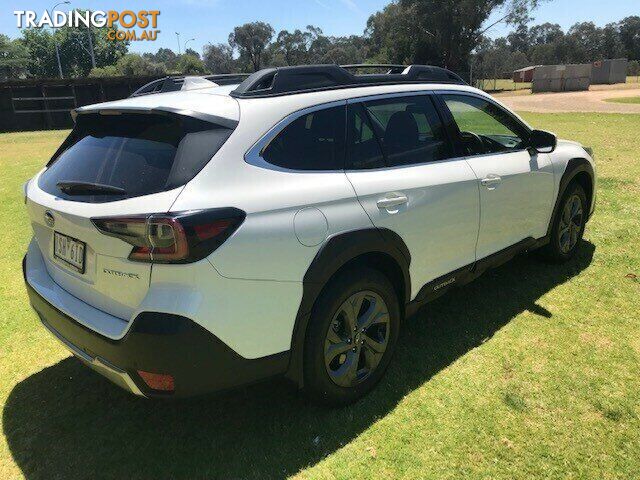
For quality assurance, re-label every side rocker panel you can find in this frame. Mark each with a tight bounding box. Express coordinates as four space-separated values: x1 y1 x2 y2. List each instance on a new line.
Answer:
285 228 411 386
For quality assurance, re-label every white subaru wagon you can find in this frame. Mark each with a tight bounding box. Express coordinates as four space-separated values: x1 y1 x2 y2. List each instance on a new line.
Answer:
23 65 596 404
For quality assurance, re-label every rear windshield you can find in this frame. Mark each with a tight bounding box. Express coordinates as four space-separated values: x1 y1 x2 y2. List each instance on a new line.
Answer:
39 112 234 203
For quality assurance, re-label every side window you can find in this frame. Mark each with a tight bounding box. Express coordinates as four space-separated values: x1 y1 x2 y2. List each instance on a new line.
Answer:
262 105 345 170
441 94 528 155
358 95 452 168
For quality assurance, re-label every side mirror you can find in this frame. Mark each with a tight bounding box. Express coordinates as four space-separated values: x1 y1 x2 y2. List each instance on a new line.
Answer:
529 129 557 153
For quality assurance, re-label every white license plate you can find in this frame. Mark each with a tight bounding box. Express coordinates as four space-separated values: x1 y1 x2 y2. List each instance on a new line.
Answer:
54 232 86 273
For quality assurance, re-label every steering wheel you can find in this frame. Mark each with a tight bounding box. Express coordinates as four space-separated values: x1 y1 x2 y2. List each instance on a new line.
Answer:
459 131 485 155
480 135 508 151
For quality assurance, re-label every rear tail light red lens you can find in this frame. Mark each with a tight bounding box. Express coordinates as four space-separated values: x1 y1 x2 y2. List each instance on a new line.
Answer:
193 220 232 241
92 208 245 264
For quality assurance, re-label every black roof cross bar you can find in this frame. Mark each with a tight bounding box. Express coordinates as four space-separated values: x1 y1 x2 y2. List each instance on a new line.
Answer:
230 64 466 99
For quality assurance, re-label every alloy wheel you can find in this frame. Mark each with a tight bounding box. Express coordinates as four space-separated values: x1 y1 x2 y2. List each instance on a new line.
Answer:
323 290 390 388
558 194 583 253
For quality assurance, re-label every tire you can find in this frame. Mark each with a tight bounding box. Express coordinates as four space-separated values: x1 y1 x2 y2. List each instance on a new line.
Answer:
539 182 588 262
303 267 401 406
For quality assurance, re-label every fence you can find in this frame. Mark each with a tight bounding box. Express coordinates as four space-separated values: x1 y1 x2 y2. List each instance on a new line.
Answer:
0 76 163 132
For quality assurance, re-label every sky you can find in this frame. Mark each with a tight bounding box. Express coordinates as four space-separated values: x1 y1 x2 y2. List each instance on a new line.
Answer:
2 0 639 55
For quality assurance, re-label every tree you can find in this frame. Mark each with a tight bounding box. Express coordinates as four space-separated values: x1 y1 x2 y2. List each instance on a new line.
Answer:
473 36 530 80
273 29 311 65
88 54 165 77
332 35 369 63
367 0 545 70
529 42 557 65
184 48 200 59
20 28 58 77
601 23 625 60
307 26 333 63
507 24 530 54
566 22 605 63
228 22 274 71
618 16 640 61
143 48 179 71
88 65 117 77
176 54 207 74
269 25 367 66
19 10 128 78
203 43 236 73
55 22 128 77
529 23 564 46
111 54 165 76
365 2 420 64
0 34 30 79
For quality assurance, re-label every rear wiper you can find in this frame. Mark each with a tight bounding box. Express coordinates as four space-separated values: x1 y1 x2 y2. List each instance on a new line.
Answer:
56 181 126 196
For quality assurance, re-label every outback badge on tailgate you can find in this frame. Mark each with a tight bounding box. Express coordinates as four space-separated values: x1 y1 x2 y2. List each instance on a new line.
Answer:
44 210 55 227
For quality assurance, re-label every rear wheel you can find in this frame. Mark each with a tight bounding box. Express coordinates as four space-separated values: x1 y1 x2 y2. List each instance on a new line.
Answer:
303 268 400 406
540 182 587 262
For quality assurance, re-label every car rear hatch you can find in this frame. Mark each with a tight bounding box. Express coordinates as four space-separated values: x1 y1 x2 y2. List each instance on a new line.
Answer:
26 92 239 321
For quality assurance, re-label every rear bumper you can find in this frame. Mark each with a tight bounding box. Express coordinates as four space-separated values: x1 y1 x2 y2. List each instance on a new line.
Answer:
23 255 289 398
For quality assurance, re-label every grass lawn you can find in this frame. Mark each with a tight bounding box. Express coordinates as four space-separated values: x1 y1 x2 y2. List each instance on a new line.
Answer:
605 96 640 104
1 112 639 479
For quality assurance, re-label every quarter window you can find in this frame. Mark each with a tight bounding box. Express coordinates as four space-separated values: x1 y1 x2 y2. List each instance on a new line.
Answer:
441 94 528 155
346 104 386 169
262 106 345 170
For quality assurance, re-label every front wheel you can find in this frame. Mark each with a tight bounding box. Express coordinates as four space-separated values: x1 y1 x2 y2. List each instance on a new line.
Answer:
303 268 400 406
540 182 588 262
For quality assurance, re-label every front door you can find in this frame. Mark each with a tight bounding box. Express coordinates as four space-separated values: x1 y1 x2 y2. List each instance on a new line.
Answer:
439 93 555 260
344 94 480 300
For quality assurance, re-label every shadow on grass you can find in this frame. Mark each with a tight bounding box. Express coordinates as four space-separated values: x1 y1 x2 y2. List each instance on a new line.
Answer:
3 242 594 480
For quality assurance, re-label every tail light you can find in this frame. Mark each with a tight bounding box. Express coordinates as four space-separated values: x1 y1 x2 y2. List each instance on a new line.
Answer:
92 208 245 263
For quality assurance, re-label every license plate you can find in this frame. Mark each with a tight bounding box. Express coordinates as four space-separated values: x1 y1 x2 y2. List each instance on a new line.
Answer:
54 232 86 273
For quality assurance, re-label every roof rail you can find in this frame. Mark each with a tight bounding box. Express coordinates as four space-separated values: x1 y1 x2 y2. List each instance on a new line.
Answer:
130 73 250 97
341 64 407 74
230 64 466 98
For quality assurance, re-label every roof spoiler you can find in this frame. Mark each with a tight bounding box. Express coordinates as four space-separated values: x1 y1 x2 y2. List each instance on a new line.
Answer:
71 105 238 129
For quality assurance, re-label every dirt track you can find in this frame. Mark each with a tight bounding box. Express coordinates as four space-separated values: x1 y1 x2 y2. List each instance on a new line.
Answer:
496 87 640 114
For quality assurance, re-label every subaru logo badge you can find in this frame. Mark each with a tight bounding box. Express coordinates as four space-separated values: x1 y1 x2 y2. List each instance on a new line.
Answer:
44 211 55 228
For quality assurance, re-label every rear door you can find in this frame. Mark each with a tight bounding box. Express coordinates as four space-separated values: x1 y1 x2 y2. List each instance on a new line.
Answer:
344 93 480 299
26 111 235 320
439 93 555 260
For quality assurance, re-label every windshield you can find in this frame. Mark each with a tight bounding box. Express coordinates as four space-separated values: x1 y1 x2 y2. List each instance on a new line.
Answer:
39 112 234 203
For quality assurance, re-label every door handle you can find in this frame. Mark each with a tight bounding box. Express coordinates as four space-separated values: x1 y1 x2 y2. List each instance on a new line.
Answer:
481 174 502 188
377 194 408 209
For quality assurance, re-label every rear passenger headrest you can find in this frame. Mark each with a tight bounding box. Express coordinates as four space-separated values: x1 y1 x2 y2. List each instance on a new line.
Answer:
405 104 423 114
385 111 419 150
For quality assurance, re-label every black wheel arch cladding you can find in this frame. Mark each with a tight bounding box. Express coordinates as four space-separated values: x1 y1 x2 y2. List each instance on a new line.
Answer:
285 227 411 387
547 157 595 236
